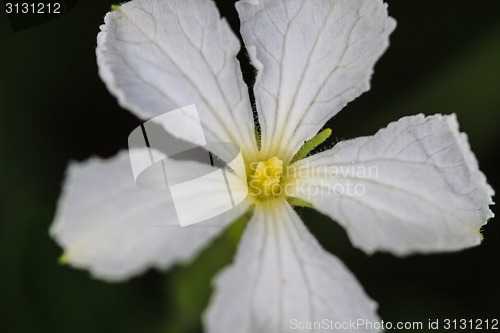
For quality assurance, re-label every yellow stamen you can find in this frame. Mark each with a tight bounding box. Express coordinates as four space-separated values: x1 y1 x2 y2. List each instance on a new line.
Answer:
248 156 284 200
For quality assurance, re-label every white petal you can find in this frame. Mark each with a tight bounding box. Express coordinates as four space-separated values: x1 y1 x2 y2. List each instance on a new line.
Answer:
50 150 250 281
237 0 396 161
287 114 495 255
204 200 378 333
97 0 258 158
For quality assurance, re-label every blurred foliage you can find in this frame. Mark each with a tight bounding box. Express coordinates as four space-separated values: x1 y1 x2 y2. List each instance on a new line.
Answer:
0 1 499 333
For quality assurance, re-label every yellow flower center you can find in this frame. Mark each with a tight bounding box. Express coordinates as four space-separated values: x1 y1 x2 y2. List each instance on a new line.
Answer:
248 156 284 200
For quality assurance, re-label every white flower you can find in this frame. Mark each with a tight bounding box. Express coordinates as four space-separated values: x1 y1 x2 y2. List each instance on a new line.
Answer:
50 0 495 332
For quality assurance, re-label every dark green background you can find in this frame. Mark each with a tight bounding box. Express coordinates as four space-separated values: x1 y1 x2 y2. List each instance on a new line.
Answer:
1 1 499 332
